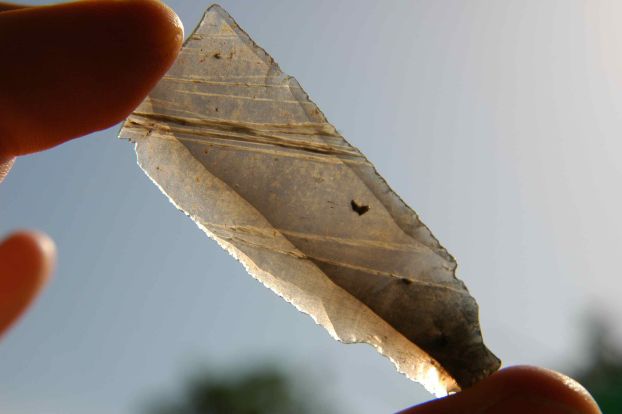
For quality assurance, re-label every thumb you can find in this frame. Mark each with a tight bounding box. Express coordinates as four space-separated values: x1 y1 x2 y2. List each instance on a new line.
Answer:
398 366 601 414
0 0 183 159
0 231 55 338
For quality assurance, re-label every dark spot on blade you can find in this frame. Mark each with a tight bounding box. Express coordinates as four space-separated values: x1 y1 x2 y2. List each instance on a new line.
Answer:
351 200 370 216
213 52 222 59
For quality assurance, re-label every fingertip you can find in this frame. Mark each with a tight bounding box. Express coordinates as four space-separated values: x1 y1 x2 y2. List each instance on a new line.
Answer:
489 366 601 414
0 231 56 337
0 230 56 284
0 0 184 157
399 365 601 414
149 0 185 43
78 0 185 128
24 230 56 278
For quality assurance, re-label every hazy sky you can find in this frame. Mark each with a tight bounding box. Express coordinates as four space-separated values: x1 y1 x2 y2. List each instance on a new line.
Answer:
2 1 622 413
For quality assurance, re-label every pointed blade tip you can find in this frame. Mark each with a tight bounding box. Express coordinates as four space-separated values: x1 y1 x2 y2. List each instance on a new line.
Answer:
206 4 229 17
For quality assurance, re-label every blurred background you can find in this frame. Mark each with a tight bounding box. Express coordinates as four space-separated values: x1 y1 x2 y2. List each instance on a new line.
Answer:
2 0 622 412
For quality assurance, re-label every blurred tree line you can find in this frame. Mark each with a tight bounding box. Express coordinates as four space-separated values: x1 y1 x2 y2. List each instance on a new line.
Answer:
574 318 622 413
142 316 622 414
143 364 335 414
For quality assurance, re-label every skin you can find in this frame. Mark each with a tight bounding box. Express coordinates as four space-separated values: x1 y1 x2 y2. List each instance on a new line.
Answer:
0 2 603 413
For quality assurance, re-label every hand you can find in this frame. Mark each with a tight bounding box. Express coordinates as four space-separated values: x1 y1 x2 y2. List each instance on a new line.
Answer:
0 0 183 336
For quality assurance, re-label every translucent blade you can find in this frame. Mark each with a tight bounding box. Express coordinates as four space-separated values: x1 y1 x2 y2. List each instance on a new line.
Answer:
119 4 500 395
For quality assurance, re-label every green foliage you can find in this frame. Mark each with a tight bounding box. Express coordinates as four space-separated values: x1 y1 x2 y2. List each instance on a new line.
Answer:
144 366 334 414
574 319 622 413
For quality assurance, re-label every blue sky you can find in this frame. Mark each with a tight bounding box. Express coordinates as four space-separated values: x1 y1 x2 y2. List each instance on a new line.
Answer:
2 1 622 412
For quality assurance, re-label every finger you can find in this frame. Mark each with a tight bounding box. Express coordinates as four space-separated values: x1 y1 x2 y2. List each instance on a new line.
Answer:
0 231 55 338
0 2 26 12
398 366 601 414
0 0 184 159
